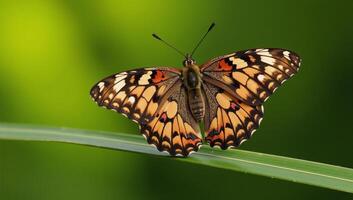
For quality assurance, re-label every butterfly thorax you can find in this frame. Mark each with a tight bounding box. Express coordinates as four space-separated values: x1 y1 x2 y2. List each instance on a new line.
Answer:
182 62 205 122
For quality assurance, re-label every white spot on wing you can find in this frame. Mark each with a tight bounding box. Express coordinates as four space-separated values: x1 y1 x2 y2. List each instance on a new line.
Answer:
114 74 127 84
283 51 290 60
255 48 265 52
257 74 265 82
250 129 256 136
138 71 153 85
261 56 276 65
117 72 127 76
97 82 105 92
256 49 272 57
128 96 136 104
113 81 126 92
240 139 248 145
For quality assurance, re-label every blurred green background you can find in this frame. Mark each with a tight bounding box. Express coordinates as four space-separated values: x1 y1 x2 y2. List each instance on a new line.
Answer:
0 0 352 199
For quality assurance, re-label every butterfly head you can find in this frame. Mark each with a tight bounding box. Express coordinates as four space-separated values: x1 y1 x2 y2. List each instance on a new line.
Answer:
183 54 196 67
153 23 215 68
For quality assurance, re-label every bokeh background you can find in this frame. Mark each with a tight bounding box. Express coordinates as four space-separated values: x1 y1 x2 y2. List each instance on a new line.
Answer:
0 0 352 199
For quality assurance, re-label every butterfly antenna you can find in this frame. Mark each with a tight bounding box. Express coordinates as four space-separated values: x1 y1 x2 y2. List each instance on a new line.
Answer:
190 22 215 57
152 33 186 58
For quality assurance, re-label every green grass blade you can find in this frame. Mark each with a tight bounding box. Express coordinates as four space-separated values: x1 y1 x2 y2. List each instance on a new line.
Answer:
0 123 352 193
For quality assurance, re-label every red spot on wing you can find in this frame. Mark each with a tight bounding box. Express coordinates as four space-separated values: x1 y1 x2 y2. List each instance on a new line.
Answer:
230 102 239 110
218 60 233 71
152 70 167 83
160 113 167 122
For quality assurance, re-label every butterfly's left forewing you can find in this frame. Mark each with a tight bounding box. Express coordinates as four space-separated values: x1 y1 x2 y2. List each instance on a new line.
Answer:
90 67 201 156
90 68 180 123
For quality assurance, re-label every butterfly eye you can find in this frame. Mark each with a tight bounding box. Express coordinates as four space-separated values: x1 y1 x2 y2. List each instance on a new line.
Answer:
183 59 196 66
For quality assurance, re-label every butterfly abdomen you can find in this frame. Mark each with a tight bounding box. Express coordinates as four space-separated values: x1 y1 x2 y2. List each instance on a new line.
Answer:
182 64 205 122
188 88 205 122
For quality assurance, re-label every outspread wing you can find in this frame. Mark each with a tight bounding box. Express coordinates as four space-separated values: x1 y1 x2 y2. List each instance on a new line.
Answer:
201 48 300 149
201 48 301 106
90 68 180 124
141 82 202 156
90 67 201 156
202 82 263 149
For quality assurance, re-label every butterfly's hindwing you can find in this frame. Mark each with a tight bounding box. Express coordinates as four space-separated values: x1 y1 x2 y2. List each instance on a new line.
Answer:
201 48 301 106
141 83 202 156
202 82 263 149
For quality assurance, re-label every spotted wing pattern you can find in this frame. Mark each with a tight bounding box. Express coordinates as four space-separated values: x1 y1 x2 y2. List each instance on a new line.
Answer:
141 83 202 156
90 68 180 124
90 68 201 156
91 48 301 156
201 48 301 106
202 82 263 149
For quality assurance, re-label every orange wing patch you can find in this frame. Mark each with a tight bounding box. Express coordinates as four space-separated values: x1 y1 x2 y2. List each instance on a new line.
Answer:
218 59 233 71
151 70 168 83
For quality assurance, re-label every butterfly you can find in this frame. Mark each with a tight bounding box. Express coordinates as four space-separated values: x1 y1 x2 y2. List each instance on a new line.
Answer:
90 23 301 157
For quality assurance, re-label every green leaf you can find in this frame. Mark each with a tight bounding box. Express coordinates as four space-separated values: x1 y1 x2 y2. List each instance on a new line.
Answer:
0 123 352 193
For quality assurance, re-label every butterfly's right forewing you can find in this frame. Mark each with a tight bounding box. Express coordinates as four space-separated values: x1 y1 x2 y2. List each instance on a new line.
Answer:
201 48 301 106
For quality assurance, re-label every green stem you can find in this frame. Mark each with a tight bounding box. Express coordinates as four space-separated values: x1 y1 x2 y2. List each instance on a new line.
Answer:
0 123 352 193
